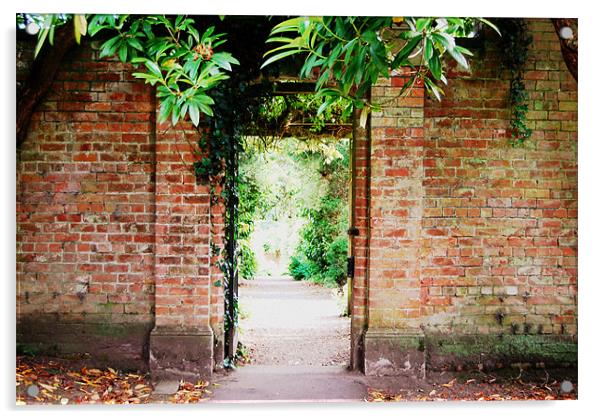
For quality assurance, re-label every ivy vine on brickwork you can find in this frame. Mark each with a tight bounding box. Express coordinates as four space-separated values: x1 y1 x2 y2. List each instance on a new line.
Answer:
495 18 533 147
192 58 276 365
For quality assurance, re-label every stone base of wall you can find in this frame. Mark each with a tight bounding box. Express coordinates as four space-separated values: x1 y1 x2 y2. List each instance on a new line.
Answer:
211 325 225 370
361 329 577 376
350 326 365 372
149 325 213 381
363 328 426 377
425 333 578 371
17 315 153 371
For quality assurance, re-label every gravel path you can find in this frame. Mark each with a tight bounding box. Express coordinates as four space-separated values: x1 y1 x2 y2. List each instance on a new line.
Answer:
238 276 350 366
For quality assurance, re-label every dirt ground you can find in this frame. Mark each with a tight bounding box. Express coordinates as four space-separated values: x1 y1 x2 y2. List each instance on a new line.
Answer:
16 354 577 404
364 367 577 401
238 276 349 366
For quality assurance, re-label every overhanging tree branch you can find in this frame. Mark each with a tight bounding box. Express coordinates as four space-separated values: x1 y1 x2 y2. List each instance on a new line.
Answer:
17 25 77 148
551 18 578 82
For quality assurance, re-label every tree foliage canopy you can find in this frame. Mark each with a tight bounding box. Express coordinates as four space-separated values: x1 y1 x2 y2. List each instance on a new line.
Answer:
262 16 498 123
18 14 497 129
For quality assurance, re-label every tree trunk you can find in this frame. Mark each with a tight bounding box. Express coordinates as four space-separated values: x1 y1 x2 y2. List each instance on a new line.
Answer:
551 18 578 82
17 25 77 148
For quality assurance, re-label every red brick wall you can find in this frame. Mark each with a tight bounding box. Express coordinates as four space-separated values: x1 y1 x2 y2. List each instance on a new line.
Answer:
349 108 370 370
17 18 578 372
421 19 577 337
209 183 226 364
366 71 425 330
17 45 156 331
360 19 577 373
16 41 223 369
153 121 213 329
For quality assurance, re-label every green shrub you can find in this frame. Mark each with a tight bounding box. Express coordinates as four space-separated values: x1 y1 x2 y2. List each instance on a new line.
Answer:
324 236 348 286
239 240 257 280
290 192 348 287
288 255 310 281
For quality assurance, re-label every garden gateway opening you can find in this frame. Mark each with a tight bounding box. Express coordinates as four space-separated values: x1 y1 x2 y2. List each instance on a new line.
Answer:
17 15 577 389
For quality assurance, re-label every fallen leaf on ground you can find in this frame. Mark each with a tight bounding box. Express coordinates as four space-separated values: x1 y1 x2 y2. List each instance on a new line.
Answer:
441 379 456 388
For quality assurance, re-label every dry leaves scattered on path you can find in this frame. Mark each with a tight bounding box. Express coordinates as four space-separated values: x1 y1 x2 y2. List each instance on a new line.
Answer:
16 356 213 405
16 356 152 405
366 374 577 402
168 381 211 403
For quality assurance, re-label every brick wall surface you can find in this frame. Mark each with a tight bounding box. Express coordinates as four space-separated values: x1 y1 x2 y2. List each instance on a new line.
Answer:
360 18 577 373
153 121 212 329
420 19 577 338
17 45 156 342
349 107 370 370
16 41 221 370
17 17 578 374
367 71 425 331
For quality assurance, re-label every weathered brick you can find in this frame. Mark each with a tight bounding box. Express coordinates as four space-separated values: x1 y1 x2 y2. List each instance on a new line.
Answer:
17 18 577 374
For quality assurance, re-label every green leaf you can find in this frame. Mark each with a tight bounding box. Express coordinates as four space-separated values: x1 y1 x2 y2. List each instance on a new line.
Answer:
478 18 501 36
455 45 473 56
192 94 215 105
117 14 129 30
424 77 444 101
34 27 50 57
34 14 55 58
183 57 201 79
359 105 370 129
211 52 239 71
174 15 184 29
143 59 162 78
189 104 200 126
317 97 335 116
131 72 160 85
87 15 107 36
428 54 441 80
392 35 421 68
197 102 214 117
269 16 318 36
171 104 180 126
48 25 56 45
261 48 302 69
265 36 296 44
424 38 434 60
415 18 433 32
126 37 144 51
118 43 128 62
431 32 455 52
448 47 469 70
99 35 121 58
264 37 304 57
158 95 175 123
316 68 331 89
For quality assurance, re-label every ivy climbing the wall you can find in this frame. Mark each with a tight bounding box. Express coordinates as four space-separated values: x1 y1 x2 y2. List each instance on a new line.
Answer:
495 18 533 147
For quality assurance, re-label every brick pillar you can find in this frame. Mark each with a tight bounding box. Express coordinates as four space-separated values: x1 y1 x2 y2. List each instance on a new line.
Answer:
149 114 214 381
209 183 225 367
363 73 426 376
350 107 371 371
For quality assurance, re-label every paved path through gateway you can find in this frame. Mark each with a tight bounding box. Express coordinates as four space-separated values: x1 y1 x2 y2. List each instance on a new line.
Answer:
238 276 349 366
209 276 366 402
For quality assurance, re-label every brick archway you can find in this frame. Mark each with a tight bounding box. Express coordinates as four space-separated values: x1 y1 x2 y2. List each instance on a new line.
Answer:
149 72 428 379
17 19 578 381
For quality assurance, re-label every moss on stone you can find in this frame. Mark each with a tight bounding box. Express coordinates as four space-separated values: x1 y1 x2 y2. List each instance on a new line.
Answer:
426 334 577 365
94 323 123 336
395 336 424 351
